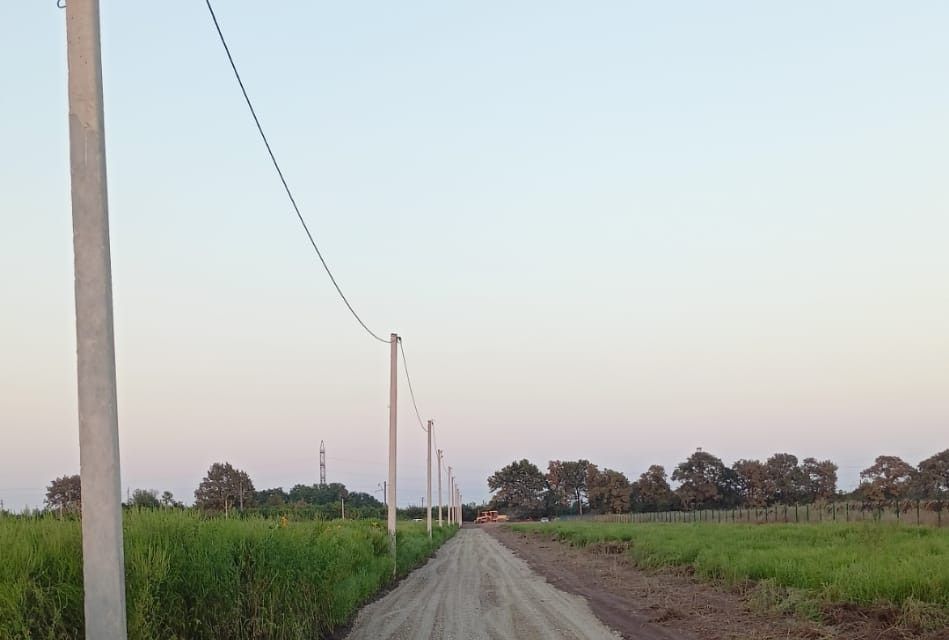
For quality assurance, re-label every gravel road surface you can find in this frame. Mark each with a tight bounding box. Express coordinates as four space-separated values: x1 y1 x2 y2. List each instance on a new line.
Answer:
345 527 621 640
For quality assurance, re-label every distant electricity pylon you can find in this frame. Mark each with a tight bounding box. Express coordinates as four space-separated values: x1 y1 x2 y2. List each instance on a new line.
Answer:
319 440 326 486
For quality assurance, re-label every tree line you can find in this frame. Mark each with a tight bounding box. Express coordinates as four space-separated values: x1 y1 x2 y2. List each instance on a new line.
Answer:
486 448 949 518
37 461 387 520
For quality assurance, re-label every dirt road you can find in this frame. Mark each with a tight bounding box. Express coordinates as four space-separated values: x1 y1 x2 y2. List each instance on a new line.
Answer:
344 527 622 640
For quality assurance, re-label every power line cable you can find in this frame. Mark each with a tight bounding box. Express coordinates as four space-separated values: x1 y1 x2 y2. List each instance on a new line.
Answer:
204 0 388 344
205 2 447 451
398 337 428 432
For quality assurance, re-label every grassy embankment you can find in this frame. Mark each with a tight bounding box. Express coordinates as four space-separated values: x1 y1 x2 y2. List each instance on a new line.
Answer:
0 511 455 639
513 521 949 628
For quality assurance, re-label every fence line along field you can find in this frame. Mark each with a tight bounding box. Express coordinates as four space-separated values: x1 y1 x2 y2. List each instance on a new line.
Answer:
566 500 946 527
512 521 949 631
0 511 456 640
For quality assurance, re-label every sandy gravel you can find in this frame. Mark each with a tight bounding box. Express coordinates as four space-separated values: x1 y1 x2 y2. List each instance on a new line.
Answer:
344 527 622 640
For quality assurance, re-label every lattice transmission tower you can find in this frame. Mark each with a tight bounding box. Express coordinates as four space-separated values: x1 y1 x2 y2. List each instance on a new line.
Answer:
319 440 326 485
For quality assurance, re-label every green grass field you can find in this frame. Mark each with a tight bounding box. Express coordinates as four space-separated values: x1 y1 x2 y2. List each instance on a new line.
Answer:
0 511 455 640
513 521 949 625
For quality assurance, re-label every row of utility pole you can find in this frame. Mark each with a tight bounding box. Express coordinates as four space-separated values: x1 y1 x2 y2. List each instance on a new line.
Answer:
387 335 462 547
64 2 463 638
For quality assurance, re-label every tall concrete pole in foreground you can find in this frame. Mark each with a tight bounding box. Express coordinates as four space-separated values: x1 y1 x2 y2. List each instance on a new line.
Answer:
388 334 398 542
436 449 443 527
65 2 127 638
426 420 433 538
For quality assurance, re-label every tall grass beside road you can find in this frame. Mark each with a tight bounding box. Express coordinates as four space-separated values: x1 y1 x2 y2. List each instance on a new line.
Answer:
0 511 455 639
513 521 948 627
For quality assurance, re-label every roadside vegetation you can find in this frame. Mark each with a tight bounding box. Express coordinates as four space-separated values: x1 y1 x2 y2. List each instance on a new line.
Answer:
512 521 949 630
0 511 455 639
28 461 435 523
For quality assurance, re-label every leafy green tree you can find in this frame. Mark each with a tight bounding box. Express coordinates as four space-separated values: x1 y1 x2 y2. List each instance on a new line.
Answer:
488 459 547 518
546 459 592 515
45 474 81 515
859 456 916 502
129 489 161 509
630 465 678 512
194 462 255 515
586 467 631 514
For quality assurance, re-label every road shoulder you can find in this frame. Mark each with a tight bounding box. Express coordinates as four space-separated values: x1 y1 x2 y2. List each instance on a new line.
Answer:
486 524 825 640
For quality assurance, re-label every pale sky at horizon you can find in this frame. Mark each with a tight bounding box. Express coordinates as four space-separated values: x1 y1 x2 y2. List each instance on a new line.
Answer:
1 2 947 510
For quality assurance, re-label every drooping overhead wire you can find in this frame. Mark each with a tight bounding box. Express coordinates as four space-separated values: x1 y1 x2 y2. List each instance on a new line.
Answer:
398 337 428 432
205 1 451 460
204 0 388 344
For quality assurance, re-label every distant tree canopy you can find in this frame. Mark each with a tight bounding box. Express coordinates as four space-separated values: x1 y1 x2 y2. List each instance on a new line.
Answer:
915 449 949 499
801 458 839 502
764 453 804 505
287 482 349 506
487 459 547 518
251 483 384 519
586 467 630 514
672 450 737 509
160 491 183 508
45 475 81 515
546 460 592 515
194 462 255 515
129 489 161 509
732 459 769 508
256 487 290 507
859 456 916 501
485 448 943 516
631 465 678 512
346 491 383 509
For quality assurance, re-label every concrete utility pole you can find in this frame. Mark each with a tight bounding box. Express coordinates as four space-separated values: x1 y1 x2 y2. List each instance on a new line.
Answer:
436 449 443 527
426 420 433 538
65 2 127 638
387 334 398 543
448 468 454 525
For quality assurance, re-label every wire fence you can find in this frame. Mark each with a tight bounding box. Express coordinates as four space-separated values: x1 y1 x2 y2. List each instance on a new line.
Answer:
561 500 946 527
